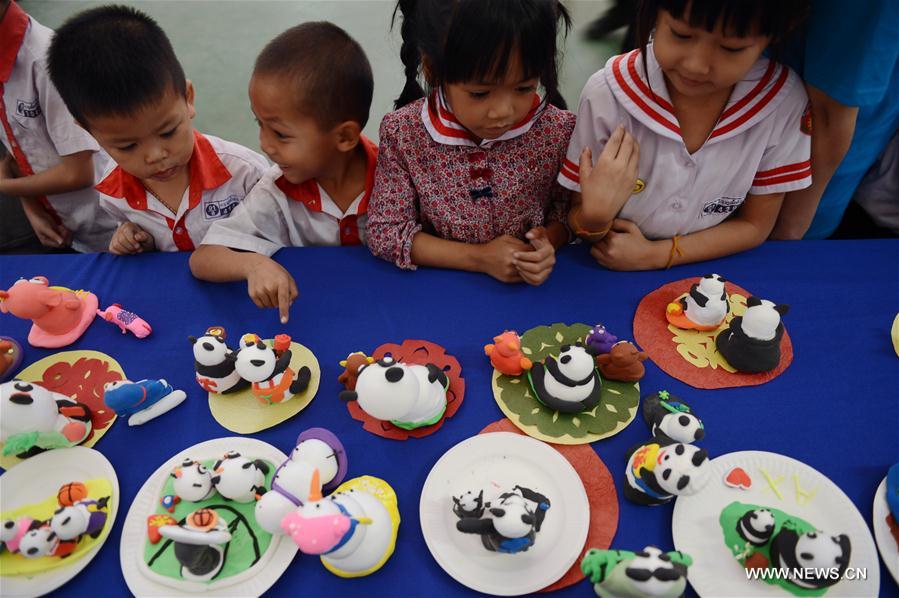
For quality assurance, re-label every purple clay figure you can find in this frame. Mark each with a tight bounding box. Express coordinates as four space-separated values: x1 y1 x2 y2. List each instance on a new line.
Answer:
585 324 618 355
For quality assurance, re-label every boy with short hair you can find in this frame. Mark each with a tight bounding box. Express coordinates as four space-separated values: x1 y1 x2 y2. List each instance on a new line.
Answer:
0 0 116 252
191 21 377 323
47 5 268 254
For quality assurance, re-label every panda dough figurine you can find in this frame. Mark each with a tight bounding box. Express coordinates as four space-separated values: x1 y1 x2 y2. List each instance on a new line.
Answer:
452 485 551 554
581 545 692 598
769 529 851 590
716 297 789 373
171 458 215 503
189 327 248 394
736 508 776 547
528 342 603 413
666 274 729 330
339 355 449 430
642 391 704 444
50 495 110 541
0 380 92 458
234 334 312 405
158 508 232 582
624 438 711 506
211 450 269 503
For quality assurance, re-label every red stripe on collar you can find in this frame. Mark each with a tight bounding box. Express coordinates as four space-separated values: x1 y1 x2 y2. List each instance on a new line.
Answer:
612 53 680 135
276 134 378 215
95 130 231 211
0 2 29 83
424 90 543 146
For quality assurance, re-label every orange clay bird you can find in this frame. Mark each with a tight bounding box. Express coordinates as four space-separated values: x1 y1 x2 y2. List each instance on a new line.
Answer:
485 331 532 376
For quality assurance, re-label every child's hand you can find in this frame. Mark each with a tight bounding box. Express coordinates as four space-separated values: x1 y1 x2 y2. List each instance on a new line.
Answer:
20 197 72 248
109 222 155 255
579 125 639 221
245 256 298 324
590 219 666 271
514 227 556 286
479 235 530 283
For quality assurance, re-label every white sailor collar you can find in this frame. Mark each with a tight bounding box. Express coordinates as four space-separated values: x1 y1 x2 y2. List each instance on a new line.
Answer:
604 44 793 146
421 89 544 149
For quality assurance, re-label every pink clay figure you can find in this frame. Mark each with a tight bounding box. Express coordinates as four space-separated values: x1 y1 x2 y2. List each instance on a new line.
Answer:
96 304 152 338
0 277 98 348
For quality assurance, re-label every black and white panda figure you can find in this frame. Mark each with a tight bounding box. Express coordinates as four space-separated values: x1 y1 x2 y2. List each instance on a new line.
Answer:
624 438 711 506
452 490 485 519
716 297 789 373
234 335 312 404
642 391 705 444
581 545 693 598
171 458 215 503
682 274 729 328
454 485 551 554
50 496 110 541
211 451 269 503
736 508 776 547
769 528 851 590
527 342 603 413
18 522 60 558
158 508 232 582
188 327 248 395
339 355 449 430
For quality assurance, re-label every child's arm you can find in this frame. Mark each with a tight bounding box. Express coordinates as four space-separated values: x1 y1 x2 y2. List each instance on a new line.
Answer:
189 246 297 324
108 221 155 255
590 193 784 271
770 86 858 239
0 150 95 198
575 125 640 232
19 197 71 247
408 233 528 283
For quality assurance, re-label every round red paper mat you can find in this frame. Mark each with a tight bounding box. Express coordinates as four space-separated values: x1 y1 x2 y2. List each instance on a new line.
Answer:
479 419 618 592
345 340 464 440
633 279 793 389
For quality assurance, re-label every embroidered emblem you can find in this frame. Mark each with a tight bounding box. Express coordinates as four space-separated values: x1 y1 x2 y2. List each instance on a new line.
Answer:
701 196 742 217
203 194 241 220
16 99 41 118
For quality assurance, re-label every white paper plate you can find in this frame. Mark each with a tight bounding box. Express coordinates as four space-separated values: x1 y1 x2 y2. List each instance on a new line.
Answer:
0 446 119 597
419 432 590 596
873 476 899 586
120 437 297 596
673 450 879 597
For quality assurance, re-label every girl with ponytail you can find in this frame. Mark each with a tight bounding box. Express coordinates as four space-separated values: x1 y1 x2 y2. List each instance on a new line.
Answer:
366 0 575 285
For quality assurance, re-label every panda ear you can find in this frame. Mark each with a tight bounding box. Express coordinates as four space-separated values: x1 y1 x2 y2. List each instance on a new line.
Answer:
746 296 762 307
521 513 534 525
718 276 727 283
256 342 266 350
489 508 506 518
452 496 461 506
703 273 713 279
188 336 197 345
677 475 690 491
692 448 708 466
774 304 790 316
339 390 358 402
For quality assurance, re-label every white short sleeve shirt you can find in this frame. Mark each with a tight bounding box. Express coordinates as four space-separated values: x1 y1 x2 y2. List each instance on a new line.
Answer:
200 136 378 256
95 131 268 252
559 45 812 239
0 3 117 252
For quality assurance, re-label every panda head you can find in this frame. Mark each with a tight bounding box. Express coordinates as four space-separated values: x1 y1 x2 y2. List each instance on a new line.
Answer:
742 297 789 341
774 528 851 589
0 380 60 441
657 411 704 443
624 546 687 595
50 504 89 540
490 492 535 539
234 341 277 382
555 343 595 379
698 273 727 296
171 458 213 502
453 490 484 515
654 443 710 496
189 333 232 367
351 356 419 421
19 524 58 558
747 509 775 535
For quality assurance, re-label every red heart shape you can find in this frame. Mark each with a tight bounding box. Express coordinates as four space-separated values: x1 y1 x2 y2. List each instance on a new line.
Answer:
725 467 752 490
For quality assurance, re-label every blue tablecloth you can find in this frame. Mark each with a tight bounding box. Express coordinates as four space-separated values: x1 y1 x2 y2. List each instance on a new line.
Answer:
1 240 897 597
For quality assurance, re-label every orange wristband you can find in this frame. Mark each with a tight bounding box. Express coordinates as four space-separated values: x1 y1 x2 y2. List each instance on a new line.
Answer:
570 206 612 241
665 235 683 269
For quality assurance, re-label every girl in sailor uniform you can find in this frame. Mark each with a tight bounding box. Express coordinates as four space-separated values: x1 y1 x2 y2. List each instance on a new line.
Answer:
367 0 576 286
559 0 812 270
